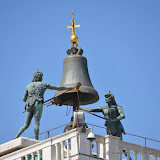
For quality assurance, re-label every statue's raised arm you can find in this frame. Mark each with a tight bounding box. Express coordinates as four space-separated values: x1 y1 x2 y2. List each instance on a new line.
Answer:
83 106 103 112
47 83 74 91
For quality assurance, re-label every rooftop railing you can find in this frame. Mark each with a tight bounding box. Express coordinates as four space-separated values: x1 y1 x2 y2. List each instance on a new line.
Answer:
0 127 160 160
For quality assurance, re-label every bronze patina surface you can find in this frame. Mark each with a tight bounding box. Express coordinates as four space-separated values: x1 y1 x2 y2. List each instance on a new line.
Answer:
83 92 125 140
14 70 74 140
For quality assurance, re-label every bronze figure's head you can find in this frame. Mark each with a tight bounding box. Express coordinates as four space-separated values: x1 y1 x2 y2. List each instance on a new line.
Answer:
105 91 116 105
32 70 43 82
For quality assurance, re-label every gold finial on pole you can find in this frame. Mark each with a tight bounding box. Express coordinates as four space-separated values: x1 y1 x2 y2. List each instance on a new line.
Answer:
67 11 80 44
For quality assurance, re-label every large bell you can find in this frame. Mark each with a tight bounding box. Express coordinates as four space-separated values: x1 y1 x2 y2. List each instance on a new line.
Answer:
54 45 99 106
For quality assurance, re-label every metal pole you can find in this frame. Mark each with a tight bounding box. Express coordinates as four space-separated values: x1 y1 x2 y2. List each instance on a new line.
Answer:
145 138 147 147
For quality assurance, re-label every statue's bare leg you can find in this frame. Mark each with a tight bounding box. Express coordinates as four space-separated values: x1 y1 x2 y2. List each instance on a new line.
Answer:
34 101 43 140
14 111 33 139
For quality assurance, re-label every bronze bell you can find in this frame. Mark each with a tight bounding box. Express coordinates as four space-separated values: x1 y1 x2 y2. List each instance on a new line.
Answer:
54 44 99 106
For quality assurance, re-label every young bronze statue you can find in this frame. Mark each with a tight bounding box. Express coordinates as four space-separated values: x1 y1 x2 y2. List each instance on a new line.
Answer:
14 70 75 140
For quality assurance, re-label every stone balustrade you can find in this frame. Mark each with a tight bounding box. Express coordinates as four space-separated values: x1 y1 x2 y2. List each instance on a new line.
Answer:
0 128 160 160
92 133 160 160
0 129 79 160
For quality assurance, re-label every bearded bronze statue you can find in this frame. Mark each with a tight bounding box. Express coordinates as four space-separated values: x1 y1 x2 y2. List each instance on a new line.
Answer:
83 92 125 139
83 92 132 159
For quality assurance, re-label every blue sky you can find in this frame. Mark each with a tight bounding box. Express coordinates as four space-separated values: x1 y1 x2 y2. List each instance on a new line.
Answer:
0 0 160 154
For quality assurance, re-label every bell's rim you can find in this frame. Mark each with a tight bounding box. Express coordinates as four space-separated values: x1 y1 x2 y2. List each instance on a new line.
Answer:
54 89 99 106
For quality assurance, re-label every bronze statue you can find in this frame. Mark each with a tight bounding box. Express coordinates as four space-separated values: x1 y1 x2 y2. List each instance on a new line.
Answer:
83 92 125 139
83 92 132 159
14 70 75 140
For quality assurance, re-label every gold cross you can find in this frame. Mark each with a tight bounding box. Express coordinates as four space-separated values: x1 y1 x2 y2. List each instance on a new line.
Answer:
67 12 80 35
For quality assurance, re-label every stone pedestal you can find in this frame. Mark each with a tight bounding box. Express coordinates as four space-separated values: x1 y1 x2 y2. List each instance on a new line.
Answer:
105 135 120 160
